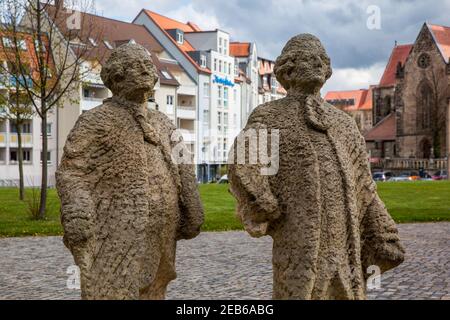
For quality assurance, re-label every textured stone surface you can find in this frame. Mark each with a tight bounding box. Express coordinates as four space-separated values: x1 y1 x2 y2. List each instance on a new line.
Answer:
228 34 405 300
55 43 203 300
0 223 448 300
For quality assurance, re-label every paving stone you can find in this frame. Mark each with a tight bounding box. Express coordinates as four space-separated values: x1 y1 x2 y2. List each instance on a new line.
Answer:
0 222 448 300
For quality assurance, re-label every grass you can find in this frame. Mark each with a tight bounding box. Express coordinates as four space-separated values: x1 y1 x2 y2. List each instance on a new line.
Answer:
0 181 450 237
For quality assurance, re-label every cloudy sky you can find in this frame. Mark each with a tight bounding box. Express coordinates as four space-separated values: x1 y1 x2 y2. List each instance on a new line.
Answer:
94 0 450 93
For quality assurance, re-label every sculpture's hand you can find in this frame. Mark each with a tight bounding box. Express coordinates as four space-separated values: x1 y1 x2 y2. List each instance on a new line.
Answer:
62 215 95 249
249 191 281 223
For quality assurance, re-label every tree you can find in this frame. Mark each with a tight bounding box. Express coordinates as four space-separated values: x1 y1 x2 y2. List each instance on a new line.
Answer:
0 69 33 200
0 0 104 219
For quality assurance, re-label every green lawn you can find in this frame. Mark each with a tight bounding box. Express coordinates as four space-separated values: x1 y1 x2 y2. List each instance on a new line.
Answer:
1 181 450 237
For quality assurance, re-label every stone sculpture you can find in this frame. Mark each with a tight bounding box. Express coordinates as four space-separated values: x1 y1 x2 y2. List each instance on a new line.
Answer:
56 43 204 300
228 34 405 300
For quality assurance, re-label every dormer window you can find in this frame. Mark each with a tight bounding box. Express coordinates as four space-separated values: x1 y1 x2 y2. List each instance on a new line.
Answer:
104 40 113 49
88 37 97 47
200 54 207 68
161 70 172 80
176 30 184 44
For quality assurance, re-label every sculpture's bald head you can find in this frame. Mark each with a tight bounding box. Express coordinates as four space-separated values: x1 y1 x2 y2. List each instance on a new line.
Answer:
274 34 332 94
101 43 158 102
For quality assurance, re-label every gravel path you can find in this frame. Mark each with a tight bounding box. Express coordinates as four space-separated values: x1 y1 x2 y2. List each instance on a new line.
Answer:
0 222 449 300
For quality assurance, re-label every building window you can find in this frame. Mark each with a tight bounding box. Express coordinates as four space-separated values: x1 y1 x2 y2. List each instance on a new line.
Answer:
10 150 17 162
219 60 222 73
40 151 51 164
218 85 222 106
228 63 232 75
417 82 432 130
23 123 31 134
166 95 174 106
46 123 52 136
203 83 210 97
218 37 223 54
200 55 207 68
233 88 237 104
203 110 209 125
34 39 46 52
224 39 228 55
263 75 268 87
88 38 98 47
223 138 227 152
104 40 113 49
18 39 27 51
176 31 184 44
2 37 13 48
161 70 172 79
23 150 31 162
234 64 239 77
223 87 229 108
217 111 222 133
224 62 227 74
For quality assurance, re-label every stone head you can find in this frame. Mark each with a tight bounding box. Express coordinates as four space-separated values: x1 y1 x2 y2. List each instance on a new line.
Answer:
100 43 158 103
274 34 332 95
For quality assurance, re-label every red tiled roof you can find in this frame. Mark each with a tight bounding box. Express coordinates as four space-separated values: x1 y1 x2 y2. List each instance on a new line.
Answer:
364 113 396 141
324 89 372 111
230 42 250 57
145 10 197 32
359 86 374 111
143 10 211 74
428 23 450 63
379 44 413 87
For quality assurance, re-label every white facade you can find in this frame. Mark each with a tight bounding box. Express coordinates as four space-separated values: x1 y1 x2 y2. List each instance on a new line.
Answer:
0 108 57 187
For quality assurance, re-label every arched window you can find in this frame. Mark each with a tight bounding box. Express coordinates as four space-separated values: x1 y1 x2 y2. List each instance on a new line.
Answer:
382 96 391 117
416 81 432 130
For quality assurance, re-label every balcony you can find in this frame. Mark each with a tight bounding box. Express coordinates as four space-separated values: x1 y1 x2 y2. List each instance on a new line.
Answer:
177 106 196 119
0 132 6 146
180 130 196 143
6 76 33 88
9 133 33 147
81 97 103 111
177 85 197 96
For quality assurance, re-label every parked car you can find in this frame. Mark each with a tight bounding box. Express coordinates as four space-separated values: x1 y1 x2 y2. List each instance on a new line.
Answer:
390 171 420 181
217 174 229 184
372 171 395 182
432 170 448 180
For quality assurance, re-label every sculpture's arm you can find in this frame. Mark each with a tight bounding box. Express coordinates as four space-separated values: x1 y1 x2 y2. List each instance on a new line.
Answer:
355 134 405 275
361 194 405 275
168 127 204 240
228 111 280 237
176 162 204 240
56 112 102 249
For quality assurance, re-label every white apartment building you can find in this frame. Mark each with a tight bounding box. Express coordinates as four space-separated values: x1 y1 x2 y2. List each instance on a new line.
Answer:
134 10 240 182
0 36 58 187
230 42 259 127
258 57 287 105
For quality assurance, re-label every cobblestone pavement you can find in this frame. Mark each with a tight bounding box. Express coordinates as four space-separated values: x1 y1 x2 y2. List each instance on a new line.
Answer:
0 223 449 300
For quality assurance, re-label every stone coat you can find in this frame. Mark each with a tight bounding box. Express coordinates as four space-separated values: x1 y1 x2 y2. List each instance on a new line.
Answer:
228 95 405 300
56 99 203 299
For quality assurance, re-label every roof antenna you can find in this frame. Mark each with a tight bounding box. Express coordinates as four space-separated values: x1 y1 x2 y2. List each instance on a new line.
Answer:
395 40 398 47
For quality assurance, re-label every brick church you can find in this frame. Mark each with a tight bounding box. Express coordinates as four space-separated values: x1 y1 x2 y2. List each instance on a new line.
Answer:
326 23 450 167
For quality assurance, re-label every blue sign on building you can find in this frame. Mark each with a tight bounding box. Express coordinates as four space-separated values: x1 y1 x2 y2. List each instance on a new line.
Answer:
212 75 234 87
